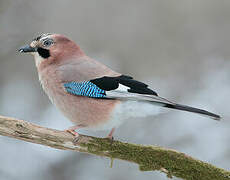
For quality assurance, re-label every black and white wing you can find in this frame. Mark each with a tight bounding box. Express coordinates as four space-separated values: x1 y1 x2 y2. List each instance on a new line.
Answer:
64 75 221 120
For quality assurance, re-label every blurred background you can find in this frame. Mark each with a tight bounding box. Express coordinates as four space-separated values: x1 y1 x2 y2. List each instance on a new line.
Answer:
0 0 230 179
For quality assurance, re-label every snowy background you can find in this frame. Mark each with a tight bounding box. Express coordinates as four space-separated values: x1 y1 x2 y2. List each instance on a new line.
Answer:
0 0 230 179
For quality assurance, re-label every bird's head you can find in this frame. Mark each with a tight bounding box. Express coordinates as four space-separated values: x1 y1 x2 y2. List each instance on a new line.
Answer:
19 33 85 67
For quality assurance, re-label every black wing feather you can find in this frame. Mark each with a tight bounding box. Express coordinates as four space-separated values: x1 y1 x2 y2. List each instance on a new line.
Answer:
88 75 221 120
90 75 158 96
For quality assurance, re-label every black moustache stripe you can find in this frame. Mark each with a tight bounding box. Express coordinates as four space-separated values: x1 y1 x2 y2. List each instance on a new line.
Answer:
37 48 50 58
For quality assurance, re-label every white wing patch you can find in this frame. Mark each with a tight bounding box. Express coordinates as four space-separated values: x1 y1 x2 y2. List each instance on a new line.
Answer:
116 83 130 92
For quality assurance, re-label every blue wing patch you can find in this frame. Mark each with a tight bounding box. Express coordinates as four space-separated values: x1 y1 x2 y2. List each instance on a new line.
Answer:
64 81 106 98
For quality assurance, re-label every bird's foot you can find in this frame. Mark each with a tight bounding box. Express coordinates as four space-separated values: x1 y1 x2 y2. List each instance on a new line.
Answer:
106 134 114 145
106 128 115 145
65 129 80 144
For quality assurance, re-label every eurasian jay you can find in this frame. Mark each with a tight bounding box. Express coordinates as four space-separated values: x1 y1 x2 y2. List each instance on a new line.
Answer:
18 33 221 141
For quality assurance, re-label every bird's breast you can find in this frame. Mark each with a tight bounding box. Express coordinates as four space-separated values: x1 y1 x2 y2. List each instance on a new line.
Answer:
38 67 120 129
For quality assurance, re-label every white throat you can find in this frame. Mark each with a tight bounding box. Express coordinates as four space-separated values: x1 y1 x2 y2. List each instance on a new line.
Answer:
33 52 45 67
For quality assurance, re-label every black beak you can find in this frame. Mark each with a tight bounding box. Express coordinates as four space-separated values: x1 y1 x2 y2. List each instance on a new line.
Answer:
18 45 37 53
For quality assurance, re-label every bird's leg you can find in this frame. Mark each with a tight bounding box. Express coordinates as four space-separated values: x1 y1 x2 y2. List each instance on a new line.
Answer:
106 128 115 143
64 125 84 144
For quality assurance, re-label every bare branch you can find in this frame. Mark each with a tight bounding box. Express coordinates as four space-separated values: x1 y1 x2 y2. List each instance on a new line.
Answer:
0 115 229 180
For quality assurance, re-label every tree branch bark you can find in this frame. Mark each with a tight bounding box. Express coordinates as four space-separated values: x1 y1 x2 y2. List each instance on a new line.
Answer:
0 115 229 180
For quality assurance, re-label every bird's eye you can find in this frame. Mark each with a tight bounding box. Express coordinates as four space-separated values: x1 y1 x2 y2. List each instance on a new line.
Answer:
43 39 53 47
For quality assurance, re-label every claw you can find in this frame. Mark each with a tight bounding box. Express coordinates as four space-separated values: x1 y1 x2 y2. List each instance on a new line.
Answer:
73 136 80 144
106 128 115 145
65 129 80 144
106 135 114 145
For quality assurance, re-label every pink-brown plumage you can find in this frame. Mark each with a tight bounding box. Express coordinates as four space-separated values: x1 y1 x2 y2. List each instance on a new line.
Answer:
39 64 120 129
18 33 221 140
35 34 121 130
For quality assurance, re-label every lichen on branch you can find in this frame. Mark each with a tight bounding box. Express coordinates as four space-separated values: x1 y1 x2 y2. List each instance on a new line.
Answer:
0 115 229 180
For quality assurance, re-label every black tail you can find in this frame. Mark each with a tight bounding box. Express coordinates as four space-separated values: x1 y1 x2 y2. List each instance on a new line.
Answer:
164 103 221 120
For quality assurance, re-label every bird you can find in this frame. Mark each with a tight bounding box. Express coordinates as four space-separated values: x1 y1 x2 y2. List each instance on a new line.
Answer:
18 33 221 141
